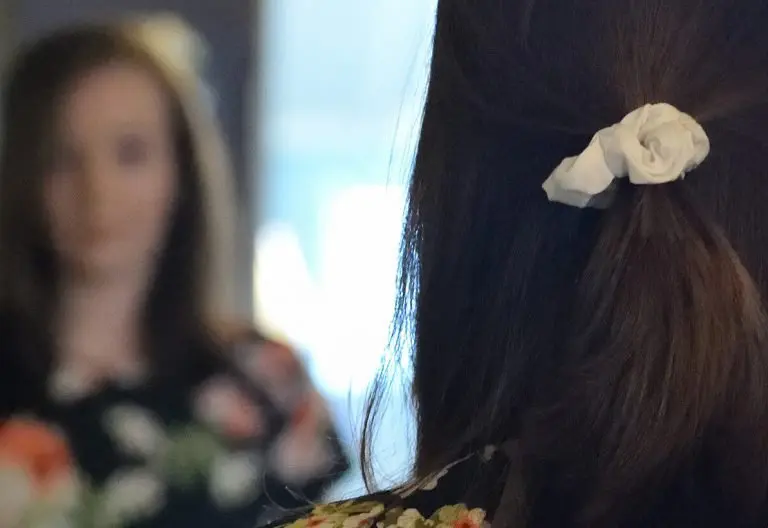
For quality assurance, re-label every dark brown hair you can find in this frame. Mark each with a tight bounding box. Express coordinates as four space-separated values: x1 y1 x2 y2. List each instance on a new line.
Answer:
0 23 231 408
364 0 768 526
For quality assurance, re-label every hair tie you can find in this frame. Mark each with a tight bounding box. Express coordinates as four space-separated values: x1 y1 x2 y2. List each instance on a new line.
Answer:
542 103 710 208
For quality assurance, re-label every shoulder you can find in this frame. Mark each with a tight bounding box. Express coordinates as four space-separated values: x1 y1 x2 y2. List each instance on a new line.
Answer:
281 501 489 528
270 447 511 528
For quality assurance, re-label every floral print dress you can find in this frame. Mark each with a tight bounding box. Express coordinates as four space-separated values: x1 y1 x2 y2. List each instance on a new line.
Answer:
270 448 510 528
0 337 349 528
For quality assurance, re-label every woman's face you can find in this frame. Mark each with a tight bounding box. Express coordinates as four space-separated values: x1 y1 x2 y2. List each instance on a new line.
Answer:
44 61 179 282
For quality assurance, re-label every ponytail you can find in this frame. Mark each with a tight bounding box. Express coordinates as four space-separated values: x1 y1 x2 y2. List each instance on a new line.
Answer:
518 182 768 525
492 102 768 525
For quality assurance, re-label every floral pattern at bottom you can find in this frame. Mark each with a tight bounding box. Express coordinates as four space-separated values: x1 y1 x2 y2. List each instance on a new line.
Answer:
282 502 488 528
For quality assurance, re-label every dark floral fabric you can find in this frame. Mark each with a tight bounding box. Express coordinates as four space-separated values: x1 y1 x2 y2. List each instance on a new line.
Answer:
0 338 349 527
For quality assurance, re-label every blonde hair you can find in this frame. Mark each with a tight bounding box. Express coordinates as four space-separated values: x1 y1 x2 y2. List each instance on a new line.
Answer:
122 13 239 318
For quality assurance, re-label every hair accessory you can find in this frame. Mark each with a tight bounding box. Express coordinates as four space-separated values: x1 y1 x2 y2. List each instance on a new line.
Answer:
542 103 710 208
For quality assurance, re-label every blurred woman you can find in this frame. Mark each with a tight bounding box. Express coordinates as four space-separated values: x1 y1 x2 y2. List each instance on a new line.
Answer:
0 15 347 527
270 1 768 527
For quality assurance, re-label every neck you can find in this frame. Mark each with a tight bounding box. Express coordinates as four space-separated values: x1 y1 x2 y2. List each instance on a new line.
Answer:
55 271 150 369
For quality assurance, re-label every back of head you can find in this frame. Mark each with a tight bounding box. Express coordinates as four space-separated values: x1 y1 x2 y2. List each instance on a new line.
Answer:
394 0 768 525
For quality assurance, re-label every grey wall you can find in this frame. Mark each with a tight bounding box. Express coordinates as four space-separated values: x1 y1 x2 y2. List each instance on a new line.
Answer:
4 0 258 317
0 3 11 64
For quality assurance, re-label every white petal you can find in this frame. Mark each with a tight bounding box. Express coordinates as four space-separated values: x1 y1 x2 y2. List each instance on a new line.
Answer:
195 377 234 426
396 509 425 528
47 365 96 403
33 513 75 528
44 471 82 512
209 451 262 509
97 469 166 525
0 465 33 527
103 406 168 460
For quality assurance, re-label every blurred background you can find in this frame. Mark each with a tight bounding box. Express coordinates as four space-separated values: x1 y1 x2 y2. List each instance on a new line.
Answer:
0 0 437 498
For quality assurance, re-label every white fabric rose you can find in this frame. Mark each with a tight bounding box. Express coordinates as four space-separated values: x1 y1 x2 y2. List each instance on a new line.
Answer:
542 103 710 208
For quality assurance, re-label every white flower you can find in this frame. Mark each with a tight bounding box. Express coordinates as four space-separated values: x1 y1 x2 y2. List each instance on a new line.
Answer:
30 513 75 528
194 376 265 440
47 365 95 404
397 509 426 528
269 428 334 485
44 471 81 515
0 464 82 528
208 451 262 509
234 342 304 410
97 468 165 526
103 406 168 460
342 505 385 528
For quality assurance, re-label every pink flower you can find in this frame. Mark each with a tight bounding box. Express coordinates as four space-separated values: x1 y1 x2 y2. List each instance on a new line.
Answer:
195 376 266 440
235 341 305 409
269 391 334 484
